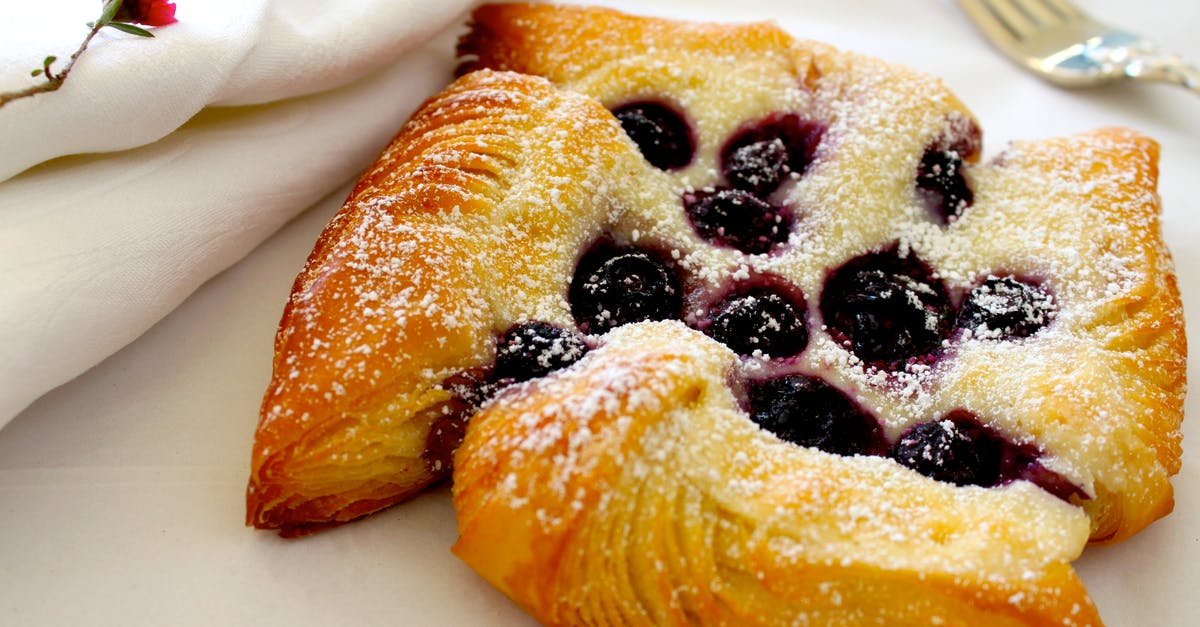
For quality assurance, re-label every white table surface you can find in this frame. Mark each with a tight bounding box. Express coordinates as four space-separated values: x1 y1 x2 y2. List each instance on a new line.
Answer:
3 1 1198 625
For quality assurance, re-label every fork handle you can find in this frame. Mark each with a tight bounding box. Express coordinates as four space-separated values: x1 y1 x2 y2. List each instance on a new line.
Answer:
1171 62 1200 96
1126 52 1200 96
1161 58 1200 96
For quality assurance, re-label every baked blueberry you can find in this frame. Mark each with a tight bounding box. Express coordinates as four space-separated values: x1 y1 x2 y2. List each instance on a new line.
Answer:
820 248 953 368
724 138 789 196
890 410 1085 500
891 416 999 487
683 188 792 254
916 119 981 225
423 369 493 474
705 287 808 358
570 244 683 334
748 374 883 455
916 147 973 224
1020 461 1089 502
424 411 468 474
494 321 589 382
721 113 823 196
958 276 1056 340
612 101 695 170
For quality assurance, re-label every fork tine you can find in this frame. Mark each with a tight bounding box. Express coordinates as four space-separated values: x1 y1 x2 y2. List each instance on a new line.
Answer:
1007 0 1066 28
971 0 1039 42
962 0 1200 92
1039 0 1088 22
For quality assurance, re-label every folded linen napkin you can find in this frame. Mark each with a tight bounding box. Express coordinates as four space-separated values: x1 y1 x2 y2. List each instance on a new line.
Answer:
0 0 477 424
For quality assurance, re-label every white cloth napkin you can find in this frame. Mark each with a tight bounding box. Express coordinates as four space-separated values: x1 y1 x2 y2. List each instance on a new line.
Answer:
0 0 477 424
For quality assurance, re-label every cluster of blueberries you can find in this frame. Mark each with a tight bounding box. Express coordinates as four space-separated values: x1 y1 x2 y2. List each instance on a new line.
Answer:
481 102 1074 499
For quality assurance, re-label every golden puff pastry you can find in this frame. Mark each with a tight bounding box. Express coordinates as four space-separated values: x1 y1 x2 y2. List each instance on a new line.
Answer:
245 3 1186 622
454 2 1185 545
453 321 1102 626
248 6 1184 593
246 69 654 534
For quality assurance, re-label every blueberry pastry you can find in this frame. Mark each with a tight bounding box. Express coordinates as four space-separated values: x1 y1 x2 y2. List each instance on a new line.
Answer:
247 4 1184 623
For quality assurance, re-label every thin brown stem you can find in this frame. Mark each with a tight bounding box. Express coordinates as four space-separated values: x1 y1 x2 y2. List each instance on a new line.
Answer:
0 2 116 108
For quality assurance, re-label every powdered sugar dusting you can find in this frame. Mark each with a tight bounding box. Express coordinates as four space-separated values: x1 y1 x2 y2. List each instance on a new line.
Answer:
456 321 1096 624
443 7 1181 623
259 12 1181 620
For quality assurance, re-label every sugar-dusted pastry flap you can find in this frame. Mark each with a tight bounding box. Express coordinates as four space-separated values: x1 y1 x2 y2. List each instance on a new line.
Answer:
458 3 809 90
452 3 1185 545
453 321 1101 626
934 128 1185 543
247 69 654 534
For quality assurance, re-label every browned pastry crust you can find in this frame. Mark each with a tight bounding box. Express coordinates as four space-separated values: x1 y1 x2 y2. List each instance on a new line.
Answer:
454 321 1102 626
944 129 1185 543
247 10 1184 626
246 69 646 534
457 2 808 87
453 2 1185 546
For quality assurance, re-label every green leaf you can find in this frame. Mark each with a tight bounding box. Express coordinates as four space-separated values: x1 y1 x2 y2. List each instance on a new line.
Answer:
43 55 56 66
98 0 123 26
107 21 155 38
31 69 43 77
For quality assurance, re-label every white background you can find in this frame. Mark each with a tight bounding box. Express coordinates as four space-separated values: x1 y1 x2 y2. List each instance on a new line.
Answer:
2 0 1198 625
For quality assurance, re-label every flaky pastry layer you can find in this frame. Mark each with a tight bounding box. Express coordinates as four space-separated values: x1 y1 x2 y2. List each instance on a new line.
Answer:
245 4 1186 624
454 321 1101 626
246 69 649 534
455 1 1185 545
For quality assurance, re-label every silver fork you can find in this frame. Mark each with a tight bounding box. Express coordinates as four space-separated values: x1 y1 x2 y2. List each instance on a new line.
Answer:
957 0 1200 95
